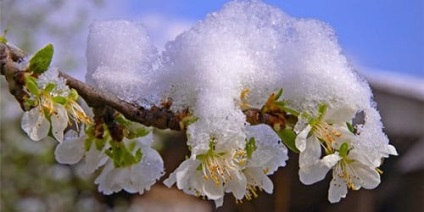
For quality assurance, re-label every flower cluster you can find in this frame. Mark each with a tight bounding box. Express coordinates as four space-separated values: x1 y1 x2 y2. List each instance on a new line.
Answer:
294 105 398 202
21 68 90 142
164 124 288 207
54 116 164 194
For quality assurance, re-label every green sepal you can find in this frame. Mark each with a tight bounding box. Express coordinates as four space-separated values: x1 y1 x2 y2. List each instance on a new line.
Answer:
127 127 150 139
24 76 39 97
44 83 56 93
181 116 199 128
134 148 143 163
346 122 355 134
107 141 143 168
275 101 300 116
318 104 328 118
339 142 349 158
52 96 67 105
245 137 257 159
29 43 54 74
68 89 79 101
276 128 299 153
274 88 283 100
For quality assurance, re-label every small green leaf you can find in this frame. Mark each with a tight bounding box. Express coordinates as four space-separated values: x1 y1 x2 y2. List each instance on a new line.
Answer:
29 43 54 74
276 129 299 153
0 29 7 44
274 88 283 100
0 36 7 44
275 101 300 116
24 76 39 97
52 96 67 105
245 137 257 159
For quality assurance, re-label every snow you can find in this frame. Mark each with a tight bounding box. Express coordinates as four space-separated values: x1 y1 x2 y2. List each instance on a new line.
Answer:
86 0 390 167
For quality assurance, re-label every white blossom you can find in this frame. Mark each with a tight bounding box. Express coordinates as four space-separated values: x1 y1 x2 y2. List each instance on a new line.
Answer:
54 130 108 175
295 105 356 171
21 105 50 141
243 125 288 199
164 142 247 207
95 134 164 195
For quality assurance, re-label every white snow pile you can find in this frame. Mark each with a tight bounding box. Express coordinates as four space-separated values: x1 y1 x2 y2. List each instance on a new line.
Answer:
84 0 396 206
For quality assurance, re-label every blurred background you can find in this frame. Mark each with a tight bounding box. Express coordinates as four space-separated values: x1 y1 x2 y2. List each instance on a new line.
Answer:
1 0 423 211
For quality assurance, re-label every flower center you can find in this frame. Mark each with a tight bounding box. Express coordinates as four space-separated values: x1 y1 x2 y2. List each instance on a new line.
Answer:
334 159 358 190
199 149 246 187
314 122 341 151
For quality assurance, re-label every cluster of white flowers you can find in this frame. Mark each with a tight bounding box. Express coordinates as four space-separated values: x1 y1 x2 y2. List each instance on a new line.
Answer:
164 125 287 206
21 68 90 142
54 124 164 194
17 0 398 208
295 104 397 202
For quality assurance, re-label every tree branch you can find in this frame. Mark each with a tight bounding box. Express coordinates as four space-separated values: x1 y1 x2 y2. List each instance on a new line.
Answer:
1 42 291 132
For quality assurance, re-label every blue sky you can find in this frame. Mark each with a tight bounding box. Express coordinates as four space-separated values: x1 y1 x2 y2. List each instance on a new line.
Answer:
123 0 423 77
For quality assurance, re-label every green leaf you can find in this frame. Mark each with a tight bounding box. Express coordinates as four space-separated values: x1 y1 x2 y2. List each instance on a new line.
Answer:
0 36 7 44
0 29 7 44
276 129 299 153
24 76 39 97
245 137 257 159
29 43 54 74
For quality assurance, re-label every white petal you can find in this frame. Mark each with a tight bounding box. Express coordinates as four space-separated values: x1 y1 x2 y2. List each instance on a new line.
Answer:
246 124 288 173
81 144 108 175
324 105 356 124
328 176 348 203
226 171 247 200
214 197 224 208
295 124 312 152
130 147 164 193
50 104 69 142
202 178 224 200
95 161 114 195
350 162 380 189
299 136 321 169
245 168 273 194
54 135 85 164
382 144 398 157
21 107 50 141
321 154 342 168
299 154 340 185
174 159 200 189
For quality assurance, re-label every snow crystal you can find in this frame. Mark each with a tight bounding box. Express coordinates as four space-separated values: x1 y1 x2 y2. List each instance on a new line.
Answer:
86 20 159 104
